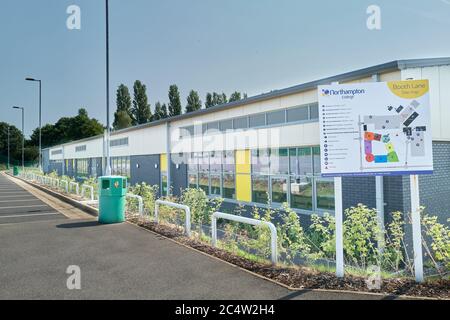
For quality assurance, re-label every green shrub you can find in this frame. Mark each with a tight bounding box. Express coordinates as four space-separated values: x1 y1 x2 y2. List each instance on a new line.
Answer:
128 182 158 216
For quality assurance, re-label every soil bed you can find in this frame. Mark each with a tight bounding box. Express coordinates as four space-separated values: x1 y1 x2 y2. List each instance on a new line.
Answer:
129 217 450 299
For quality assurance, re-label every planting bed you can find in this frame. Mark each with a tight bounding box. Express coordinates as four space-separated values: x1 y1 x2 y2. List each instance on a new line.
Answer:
128 216 450 299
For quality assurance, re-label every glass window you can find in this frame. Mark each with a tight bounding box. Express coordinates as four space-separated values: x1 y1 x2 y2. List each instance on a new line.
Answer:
223 173 235 199
252 175 269 204
313 147 321 175
233 116 248 130
310 103 319 120
199 152 209 172
188 173 198 188
316 179 335 210
210 174 221 196
223 150 235 173
270 148 289 174
291 176 313 210
271 177 288 203
299 147 313 175
199 173 209 195
210 151 222 172
249 113 266 128
252 149 270 174
206 121 219 134
187 153 198 172
287 106 309 122
289 148 298 175
219 119 233 131
266 110 285 125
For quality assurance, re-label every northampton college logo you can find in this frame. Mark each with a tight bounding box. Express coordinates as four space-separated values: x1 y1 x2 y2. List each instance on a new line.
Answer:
321 89 331 97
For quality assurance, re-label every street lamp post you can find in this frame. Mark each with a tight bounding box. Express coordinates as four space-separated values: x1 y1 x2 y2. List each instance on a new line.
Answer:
13 106 25 170
26 77 42 172
105 0 111 176
7 125 10 170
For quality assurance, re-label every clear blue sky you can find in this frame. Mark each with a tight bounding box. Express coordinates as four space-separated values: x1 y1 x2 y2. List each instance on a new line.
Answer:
1 0 449 136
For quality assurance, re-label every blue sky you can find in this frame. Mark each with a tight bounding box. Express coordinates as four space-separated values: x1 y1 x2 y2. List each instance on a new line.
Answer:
1 0 450 136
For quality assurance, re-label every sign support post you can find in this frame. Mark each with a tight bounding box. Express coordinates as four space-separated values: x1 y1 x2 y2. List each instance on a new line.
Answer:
334 176 344 278
410 174 424 282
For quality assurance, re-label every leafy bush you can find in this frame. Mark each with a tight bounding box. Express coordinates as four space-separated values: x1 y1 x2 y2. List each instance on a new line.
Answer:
343 204 382 270
128 182 158 216
181 188 223 235
277 203 311 263
421 214 450 272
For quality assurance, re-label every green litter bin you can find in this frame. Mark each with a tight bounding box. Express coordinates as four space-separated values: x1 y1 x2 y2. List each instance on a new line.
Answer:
13 166 19 176
98 176 127 224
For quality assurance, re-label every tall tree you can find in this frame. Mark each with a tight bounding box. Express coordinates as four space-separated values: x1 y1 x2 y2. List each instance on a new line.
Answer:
229 91 242 102
113 84 133 130
205 93 213 108
212 92 227 106
153 102 164 121
185 90 202 113
161 103 168 119
168 84 182 117
113 111 132 129
132 80 152 125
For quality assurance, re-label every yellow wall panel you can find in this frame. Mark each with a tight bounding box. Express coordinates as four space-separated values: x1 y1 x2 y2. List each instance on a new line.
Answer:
235 150 251 174
236 174 252 202
235 150 251 202
160 153 167 172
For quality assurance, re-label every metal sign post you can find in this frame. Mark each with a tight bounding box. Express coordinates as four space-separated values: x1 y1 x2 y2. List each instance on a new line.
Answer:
410 174 424 282
334 176 344 278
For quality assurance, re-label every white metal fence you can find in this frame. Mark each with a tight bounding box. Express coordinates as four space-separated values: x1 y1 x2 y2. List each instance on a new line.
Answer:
211 212 278 264
155 200 191 237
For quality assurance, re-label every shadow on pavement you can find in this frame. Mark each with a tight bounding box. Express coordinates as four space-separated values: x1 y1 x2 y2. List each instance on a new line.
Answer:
278 290 310 300
56 221 101 229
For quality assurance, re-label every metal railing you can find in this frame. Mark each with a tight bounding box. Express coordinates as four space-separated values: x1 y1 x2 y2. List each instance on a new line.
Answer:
155 200 191 237
59 180 69 193
127 193 144 217
81 185 95 202
69 182 79 195
211 212 278 264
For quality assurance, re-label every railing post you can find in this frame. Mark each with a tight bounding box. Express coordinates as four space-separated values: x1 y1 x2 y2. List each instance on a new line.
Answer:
211 215 217 247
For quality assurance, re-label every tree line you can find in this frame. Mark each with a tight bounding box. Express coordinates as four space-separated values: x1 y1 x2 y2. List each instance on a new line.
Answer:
113 81 247 130
0 109 104 164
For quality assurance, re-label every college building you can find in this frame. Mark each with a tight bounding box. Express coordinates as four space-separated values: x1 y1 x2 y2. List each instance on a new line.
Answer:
42 58 450 223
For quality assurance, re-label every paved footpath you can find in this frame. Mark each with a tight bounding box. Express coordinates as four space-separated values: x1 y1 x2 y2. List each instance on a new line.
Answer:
0 173 401 300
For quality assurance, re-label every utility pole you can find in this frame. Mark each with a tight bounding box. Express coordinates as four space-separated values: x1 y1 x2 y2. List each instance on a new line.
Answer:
105 0 112 176
25 78 42 172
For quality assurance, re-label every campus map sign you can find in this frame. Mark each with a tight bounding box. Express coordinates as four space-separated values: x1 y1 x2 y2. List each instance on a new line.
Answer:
318 80 434 177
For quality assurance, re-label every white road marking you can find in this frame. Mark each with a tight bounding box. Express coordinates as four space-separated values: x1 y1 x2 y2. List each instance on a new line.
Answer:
0 199 40 203
0 212 60 219
0 204 48 209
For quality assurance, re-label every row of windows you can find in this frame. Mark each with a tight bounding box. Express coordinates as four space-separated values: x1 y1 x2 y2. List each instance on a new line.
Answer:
75 145 87 152
76 159 89 177
51 149 62 155
187 172 334 212
111 156 131 178
180 103 319 138
186 147 334 212
187 147 321 176
110 137 129 147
